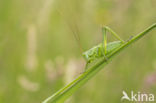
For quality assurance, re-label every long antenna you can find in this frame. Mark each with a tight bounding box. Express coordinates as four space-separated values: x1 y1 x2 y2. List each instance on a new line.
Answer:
57 10 83 53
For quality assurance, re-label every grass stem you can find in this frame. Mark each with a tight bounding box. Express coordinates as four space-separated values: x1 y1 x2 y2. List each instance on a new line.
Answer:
42 23 156 103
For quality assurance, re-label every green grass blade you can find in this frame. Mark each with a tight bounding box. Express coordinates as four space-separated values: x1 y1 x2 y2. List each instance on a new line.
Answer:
42 23 156 103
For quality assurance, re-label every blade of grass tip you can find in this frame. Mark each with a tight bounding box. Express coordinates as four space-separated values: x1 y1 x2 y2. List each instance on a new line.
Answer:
42 23 156 103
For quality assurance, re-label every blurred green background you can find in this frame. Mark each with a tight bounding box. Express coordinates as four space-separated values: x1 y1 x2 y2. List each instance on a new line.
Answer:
0 0 156 103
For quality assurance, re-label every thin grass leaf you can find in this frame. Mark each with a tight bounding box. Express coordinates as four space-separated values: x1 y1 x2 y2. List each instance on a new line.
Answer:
42 23 156 103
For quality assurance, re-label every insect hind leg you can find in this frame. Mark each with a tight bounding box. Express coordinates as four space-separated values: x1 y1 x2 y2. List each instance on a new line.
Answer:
101 26 109 61
104 26 125 43
126 35 134 42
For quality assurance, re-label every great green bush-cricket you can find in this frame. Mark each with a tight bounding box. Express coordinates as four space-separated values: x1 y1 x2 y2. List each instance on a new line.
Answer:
82 26 125 69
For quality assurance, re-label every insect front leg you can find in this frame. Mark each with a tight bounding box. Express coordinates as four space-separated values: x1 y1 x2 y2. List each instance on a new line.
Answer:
84 62 89 71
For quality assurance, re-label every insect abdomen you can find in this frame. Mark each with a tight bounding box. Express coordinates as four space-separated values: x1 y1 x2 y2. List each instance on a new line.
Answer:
106 41 122 55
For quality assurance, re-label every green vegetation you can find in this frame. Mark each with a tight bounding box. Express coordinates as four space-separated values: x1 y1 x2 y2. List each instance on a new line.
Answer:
0 0 156 103
43 24 156 103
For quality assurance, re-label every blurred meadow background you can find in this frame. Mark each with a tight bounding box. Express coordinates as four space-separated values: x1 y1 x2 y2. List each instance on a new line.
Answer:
0 0 156 103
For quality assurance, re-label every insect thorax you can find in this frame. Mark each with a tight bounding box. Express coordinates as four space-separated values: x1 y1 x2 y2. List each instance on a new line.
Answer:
82 44 103 63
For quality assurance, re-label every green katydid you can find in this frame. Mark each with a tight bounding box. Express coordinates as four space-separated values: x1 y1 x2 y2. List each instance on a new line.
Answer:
42 23 156 103
58 11 126 68
82 26 125 69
